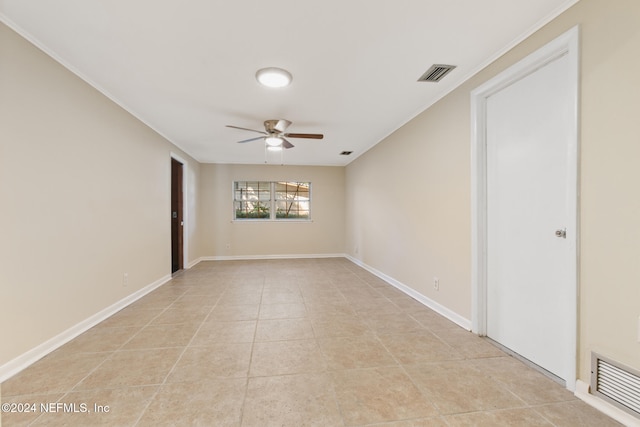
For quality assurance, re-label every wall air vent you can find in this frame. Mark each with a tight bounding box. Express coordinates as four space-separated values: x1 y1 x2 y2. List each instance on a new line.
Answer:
418 64 457 82
591 352 640 417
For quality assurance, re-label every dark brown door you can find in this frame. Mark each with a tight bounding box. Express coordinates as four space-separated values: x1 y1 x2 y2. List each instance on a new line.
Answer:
171 158 183 273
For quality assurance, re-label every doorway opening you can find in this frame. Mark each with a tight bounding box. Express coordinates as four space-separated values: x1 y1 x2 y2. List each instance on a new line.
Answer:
171 157 184 273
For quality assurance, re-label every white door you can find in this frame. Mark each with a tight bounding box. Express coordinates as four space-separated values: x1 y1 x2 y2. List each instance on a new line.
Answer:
474 28 578 385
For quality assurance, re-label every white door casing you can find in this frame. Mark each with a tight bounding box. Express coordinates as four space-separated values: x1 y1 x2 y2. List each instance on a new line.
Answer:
471 26 579 390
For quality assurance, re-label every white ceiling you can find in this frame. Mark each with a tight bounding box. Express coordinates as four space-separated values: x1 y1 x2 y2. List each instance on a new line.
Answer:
1 1 578 166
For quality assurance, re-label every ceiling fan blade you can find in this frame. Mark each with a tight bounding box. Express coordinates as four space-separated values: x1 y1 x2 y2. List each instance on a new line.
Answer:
226 125 267 135
237 136 265 143
282 138 295 149
284 133 324 139
274 119 292 133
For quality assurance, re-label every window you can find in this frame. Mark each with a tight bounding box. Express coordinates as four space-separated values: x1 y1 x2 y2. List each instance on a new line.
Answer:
234 181 311 221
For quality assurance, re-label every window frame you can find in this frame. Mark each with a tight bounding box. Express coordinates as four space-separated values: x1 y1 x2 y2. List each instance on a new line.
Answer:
232 181 312 222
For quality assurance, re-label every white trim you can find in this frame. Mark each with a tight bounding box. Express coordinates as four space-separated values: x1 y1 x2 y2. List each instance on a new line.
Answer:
575 380 640 427
186 257 202 269
345 255 472 331
470 26 580 391
231 181 313 222
198 253 346 262
170 153 189 270
0 274 171 383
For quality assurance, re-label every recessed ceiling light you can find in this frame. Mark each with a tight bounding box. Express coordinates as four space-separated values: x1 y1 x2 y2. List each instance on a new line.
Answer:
256 67 292 88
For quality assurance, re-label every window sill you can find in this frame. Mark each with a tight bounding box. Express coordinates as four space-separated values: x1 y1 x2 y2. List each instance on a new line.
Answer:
231 219 313 223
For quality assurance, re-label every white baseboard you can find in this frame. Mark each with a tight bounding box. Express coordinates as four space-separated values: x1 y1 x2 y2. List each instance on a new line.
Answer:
186 257 202 269
575 379 640 427
345 255 472 331
197 253 346 262
0 274 172 383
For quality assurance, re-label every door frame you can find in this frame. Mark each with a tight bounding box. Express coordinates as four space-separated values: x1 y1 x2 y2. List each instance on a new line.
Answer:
470 26 579 389
171 153 188 271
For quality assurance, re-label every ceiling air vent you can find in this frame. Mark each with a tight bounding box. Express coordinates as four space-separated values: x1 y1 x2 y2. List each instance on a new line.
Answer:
340 151 353 156
418 64 456 82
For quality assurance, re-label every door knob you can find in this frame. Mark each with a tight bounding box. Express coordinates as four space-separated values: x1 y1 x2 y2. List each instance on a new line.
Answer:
555 228 566 238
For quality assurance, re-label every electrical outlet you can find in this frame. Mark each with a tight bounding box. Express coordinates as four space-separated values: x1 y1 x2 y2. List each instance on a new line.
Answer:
226 243 231 250
433 277 439 291
123 273 129 287
355 246 359 254
637 315 640 343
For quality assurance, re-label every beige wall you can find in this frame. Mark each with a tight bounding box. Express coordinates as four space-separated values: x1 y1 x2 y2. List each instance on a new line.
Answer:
346 0 640 384
199 163 345 257
0 22 202 367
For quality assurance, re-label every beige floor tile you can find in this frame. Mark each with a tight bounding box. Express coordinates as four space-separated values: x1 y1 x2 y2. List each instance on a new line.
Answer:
305 301 356 317
54 326 139 355
250 339 326 376
331 367 439 425
166 343 252 381
169 294 220 309
2 352 110 396
208 303 260 320
298 285 342 297
310 315 370 338
387 296 433 312
0 393 64 426
126 294 181 311
375 287 410 299
137 379 246 426
242 373 343 427
471 356 576 405
444 408 553 427
73 348 182 390
533 401 624 426
341 288 385 301
218 292 263 306
361 312 425 335
260 291 304 305
30 385 158 426
409 310 461 331
98 307 164 328
366 419 449 427
404 361 525 415
254 318 315 341
182 286 226 296
190 320 256 344
149 306 211 325
258 302 308 319
430 328 505 359
353 298 405 316
121 323 199 350
318 334 397 370
377 330 462 364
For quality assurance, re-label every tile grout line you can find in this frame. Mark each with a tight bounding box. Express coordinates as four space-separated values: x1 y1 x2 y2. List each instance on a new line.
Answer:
132 282 223 426
237 274 265 427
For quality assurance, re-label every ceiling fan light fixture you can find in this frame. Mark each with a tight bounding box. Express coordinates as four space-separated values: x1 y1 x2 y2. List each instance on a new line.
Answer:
265 136 283 146
267 145 283 152
256 67 292 88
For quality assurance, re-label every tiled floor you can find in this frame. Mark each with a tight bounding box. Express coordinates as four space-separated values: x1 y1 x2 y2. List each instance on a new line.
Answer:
1 258 623 426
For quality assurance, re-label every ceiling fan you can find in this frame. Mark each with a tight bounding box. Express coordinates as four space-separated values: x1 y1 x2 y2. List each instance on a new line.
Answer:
226 119 323 149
